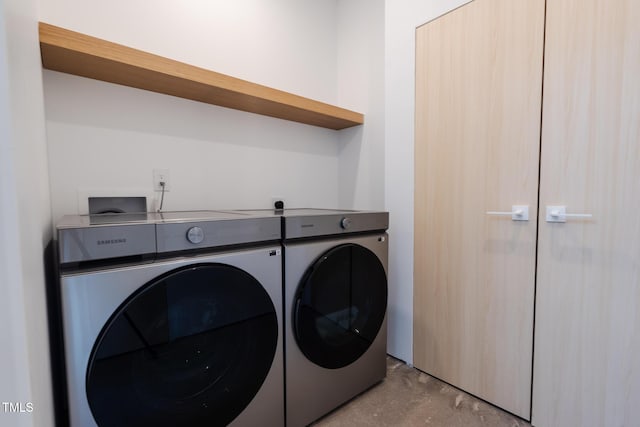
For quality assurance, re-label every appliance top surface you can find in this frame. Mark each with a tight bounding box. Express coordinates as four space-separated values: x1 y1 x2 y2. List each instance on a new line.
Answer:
231 208 389 239
56 210 282 265
230 208 386 217
56 210 256 229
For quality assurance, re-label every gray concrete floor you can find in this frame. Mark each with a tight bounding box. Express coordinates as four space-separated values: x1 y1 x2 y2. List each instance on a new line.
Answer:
311 357 531 427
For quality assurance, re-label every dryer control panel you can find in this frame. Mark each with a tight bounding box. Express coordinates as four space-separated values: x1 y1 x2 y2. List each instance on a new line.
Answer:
283 210 389 240
156 217 280 253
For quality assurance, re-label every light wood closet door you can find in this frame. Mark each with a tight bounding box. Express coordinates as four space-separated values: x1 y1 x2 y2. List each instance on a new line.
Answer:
414 0 545 419
533 0 640 425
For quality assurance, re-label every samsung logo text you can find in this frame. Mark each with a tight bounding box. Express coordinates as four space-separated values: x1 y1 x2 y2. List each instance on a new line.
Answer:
97 238 127 246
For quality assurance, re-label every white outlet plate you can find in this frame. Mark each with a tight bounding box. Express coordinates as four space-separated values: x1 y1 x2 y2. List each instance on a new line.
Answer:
153 169 170 192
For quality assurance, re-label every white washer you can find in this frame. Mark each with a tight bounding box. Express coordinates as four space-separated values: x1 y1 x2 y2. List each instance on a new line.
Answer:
56 211 284 427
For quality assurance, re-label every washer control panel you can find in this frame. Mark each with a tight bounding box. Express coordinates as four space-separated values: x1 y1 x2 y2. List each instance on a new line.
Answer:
186 226 205 244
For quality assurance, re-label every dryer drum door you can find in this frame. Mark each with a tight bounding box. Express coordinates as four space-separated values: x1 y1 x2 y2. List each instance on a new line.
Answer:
86 263 278 427
293 244 387 369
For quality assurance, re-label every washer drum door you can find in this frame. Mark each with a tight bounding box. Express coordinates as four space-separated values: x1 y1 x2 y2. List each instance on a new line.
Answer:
293 243 387 369
86 263 278 427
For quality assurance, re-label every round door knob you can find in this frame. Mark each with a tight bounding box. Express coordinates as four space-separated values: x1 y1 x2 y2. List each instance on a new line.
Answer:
186 226 205 244
340 217 352 229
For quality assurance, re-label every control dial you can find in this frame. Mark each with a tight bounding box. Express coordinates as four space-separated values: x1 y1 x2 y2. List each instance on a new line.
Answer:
186 226 205 244
340 217 352 230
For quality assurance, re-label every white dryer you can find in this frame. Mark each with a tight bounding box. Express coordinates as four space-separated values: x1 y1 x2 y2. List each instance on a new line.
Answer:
56 211 284 427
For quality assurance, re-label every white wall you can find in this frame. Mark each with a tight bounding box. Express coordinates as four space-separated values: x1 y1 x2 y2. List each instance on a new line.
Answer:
384 0 471 363
0 0 54 425
336 0 385 211
39 0 338 104
40 0 347 223
44 72 341 221
0 7 33 427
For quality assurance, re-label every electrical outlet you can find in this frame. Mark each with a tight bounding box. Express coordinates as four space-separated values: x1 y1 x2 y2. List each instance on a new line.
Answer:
153 169 171 192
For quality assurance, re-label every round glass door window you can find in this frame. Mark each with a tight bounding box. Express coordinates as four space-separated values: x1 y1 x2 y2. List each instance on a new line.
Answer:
293 244 387 369
86 263 278 427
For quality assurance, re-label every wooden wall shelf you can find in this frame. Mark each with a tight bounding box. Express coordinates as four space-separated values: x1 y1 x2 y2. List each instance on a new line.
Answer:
38 22 364 130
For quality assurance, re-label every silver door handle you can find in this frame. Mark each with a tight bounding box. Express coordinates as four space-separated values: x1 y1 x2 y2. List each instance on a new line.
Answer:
545 205 593 223
486 205 529 221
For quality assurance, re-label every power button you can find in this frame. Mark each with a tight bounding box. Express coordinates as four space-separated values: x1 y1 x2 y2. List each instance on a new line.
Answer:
340 217 352 229
186 226 205 244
